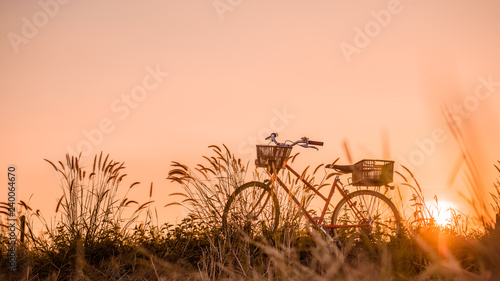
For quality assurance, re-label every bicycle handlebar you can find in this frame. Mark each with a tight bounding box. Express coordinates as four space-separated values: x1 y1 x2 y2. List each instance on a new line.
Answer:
308 140 324 146
265 133 278 142
265 133 323 149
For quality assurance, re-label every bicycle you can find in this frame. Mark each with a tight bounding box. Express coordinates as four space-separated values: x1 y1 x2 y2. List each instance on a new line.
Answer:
222 133 401 241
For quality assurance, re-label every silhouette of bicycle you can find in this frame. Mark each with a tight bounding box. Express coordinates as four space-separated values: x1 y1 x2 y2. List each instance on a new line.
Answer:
222 133 401 242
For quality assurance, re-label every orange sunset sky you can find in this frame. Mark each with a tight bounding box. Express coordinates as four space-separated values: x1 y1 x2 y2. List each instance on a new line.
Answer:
2 0 500 224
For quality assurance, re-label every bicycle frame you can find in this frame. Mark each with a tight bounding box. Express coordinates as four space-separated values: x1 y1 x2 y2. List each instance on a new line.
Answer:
269 163 371 230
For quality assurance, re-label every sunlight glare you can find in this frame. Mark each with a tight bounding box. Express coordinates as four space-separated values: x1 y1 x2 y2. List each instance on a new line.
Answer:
427 200 456 226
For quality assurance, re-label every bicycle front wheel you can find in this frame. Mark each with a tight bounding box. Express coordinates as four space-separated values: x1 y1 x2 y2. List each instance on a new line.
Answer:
222 181 280 237
331 190 401 242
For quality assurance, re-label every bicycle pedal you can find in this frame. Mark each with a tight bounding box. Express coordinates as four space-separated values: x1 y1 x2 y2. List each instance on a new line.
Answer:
318 226 335 243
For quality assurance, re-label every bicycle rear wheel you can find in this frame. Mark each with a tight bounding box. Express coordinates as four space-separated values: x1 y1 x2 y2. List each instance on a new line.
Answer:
331 190 401 242
222 181 280 237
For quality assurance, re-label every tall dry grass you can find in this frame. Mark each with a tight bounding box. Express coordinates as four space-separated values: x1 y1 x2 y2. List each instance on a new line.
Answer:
1 145 500 280
166 147 316 239
42 153 152 243
0 153 160 280
166 145 248 228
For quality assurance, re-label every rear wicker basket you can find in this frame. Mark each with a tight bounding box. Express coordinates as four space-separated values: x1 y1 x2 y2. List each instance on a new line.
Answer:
352 159 394 186
255 145 293 171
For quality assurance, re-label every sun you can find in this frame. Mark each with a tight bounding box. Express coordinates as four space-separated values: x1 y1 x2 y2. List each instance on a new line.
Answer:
426 200 457 226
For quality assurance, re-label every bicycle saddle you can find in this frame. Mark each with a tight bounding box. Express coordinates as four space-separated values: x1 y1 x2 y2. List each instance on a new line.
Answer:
325 164 355 174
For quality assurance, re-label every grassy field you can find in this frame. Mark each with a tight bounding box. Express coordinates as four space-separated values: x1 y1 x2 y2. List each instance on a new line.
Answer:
1 148 500 280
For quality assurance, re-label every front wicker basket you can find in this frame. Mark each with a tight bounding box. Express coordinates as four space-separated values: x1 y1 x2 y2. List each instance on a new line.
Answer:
255 145 293 171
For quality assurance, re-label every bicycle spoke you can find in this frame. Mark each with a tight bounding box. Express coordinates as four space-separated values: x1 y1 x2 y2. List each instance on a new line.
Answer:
222 181 280 237
331 190 401 242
